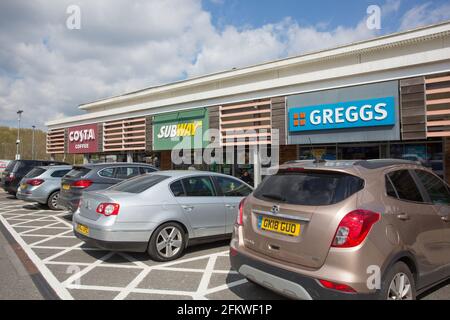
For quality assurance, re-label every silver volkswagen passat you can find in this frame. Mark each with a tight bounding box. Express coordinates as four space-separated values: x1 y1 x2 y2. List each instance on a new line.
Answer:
73 171 253 261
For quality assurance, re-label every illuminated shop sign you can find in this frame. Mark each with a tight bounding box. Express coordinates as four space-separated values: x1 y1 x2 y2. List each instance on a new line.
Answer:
156 121 203 139
288 97 396 132
68 124 98 153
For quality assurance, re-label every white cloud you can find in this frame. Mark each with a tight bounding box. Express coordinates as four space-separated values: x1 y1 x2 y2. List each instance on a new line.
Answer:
399 2 450 31
0 0 448 130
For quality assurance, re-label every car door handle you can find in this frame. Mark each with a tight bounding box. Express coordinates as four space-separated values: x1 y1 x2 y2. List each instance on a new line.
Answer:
442 216 450 222
225 204 236 209
397 213 410 221
182 205 194 211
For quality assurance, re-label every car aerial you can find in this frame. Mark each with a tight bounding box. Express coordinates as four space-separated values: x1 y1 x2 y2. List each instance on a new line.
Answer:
59 162 158 213
16 165 72 210
230 159 450 300
0 160 68 196
73 171 253 261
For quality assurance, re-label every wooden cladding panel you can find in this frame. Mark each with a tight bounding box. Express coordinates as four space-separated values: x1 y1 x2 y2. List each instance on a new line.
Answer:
425 72 450 138
103 117 146 152
271 97 286 145
46 128 66 154
400 77 426 140
219 100 272 146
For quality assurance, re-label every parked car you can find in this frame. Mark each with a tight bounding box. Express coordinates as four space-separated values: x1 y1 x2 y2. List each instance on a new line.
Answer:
59 163 158 213
0 160 11 174
230 159 450 300
0 160 68 196
73 171 253 261
16 165 72 210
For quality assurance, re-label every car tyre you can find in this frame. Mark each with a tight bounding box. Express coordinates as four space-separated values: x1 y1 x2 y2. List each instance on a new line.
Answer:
148 222 186 262
47 191 61 211
379 261 416 300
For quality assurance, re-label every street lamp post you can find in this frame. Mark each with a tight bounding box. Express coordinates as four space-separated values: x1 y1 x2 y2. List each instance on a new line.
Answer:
15 110 23 160
31 125 36 160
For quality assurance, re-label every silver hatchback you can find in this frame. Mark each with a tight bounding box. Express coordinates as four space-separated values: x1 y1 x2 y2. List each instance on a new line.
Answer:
73 171 253 261
16 165 72 210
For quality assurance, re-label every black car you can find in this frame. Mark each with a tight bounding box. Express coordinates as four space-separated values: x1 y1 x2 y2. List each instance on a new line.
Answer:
59 162 158 213
1 160 68 196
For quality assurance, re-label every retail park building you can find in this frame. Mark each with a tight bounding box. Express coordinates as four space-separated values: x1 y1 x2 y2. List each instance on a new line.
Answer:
46 22 450 182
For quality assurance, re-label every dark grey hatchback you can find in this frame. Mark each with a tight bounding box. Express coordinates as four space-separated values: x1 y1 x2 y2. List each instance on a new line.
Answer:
58 162 158 213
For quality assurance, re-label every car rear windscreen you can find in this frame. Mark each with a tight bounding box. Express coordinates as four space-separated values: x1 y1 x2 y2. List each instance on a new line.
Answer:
65 167 91 178
109 174 169 193
4 160 17 172
253 170 364 206
25 168 47 178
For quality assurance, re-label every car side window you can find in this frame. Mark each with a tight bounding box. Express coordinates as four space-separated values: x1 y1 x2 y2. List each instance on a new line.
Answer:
385 176 398 198
415 170 450 205
98 167 115 178
51 170 70 178
215 176 252 197
115 167 141 180
170 180 185 197
141 166 156 174
387 170 424 203
181 176 215 197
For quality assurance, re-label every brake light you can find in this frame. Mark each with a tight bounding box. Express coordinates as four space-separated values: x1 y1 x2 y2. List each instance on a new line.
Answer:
96 203 120 216
7 173 15 181
331 209 380 248
71 179 93 188
236 197 246 226
319 279 356 293
26 179 44 186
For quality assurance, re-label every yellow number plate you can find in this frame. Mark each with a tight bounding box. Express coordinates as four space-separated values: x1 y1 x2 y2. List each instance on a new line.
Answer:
259 216 301 237
62 184 70 190
20 183 27 190
76 224 89 236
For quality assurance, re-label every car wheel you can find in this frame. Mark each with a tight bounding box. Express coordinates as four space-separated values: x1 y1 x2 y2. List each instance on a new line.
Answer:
380 261 416 300
148 222 186 262
47 191 61 211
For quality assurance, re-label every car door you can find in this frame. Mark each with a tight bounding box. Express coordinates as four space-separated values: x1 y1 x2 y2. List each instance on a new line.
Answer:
384 169 446 287
213 175 253 234
175 175 226 238
413 169 450 276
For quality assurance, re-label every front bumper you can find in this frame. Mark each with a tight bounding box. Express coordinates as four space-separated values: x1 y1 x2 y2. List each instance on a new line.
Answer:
72 212 154 252
230 249 379 300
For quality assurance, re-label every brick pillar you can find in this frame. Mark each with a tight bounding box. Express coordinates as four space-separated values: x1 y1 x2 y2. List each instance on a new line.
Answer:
279 145 298 165
445 138 450 183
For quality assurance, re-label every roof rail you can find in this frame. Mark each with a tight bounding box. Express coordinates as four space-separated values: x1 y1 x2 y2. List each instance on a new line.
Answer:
353 159 420 169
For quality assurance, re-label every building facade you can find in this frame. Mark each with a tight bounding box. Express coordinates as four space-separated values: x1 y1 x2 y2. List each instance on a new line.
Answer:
47 22 450 181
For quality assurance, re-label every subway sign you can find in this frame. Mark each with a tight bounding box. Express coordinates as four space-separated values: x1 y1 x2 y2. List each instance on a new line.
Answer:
288 97 396 132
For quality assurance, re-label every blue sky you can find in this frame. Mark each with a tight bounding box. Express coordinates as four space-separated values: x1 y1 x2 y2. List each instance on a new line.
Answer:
0 0 450 129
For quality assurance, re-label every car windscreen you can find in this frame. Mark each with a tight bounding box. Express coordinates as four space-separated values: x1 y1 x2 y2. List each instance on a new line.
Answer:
109 174 169 193
253 170 364 206
25 168 47 178
65 167 91 178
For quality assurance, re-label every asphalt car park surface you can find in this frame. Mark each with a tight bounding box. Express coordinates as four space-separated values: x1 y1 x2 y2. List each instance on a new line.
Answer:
0 190 449 300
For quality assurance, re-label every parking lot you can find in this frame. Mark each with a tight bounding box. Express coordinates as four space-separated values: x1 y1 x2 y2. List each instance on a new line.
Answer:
1 190 450 300
0 191 282 300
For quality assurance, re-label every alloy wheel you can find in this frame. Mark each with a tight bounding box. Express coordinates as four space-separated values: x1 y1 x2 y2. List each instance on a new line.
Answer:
387 272 413 300
156 226 183 258
51 192 59 208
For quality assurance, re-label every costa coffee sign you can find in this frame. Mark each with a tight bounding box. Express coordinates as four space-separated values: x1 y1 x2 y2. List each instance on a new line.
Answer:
68 124 98 154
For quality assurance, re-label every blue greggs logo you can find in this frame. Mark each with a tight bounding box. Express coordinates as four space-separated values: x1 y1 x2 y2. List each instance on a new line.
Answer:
288 97 396 132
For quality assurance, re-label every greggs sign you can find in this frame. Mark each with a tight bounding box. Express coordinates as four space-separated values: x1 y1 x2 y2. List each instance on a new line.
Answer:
68 124 98 154
288 97 396 132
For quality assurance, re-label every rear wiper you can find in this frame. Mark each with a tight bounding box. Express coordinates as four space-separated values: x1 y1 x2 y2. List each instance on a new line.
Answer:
261 193 286 202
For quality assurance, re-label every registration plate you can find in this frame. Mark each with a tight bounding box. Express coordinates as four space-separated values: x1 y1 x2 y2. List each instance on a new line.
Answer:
62 184 70 190
76 224 89 236
20 183 27 190
258 216 301 237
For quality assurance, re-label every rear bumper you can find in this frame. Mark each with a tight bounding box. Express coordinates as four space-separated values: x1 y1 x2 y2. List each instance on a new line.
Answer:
16 189 47 204
72 212 153 252
230 248 379 300
58 194 80 213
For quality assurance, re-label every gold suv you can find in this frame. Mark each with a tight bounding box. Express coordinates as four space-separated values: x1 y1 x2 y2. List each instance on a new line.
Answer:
230 159 450 300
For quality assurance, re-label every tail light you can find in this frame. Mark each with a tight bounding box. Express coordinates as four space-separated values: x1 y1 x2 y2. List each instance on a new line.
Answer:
6 173 15 181
26 179 44 186
71 179 93 189
236 197 246 226
331 209 380 248
318 279 356 293
96 203 120 216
